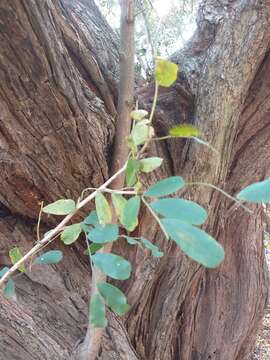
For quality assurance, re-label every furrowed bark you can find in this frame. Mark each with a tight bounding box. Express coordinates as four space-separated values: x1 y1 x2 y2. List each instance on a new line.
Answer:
0 0 270 359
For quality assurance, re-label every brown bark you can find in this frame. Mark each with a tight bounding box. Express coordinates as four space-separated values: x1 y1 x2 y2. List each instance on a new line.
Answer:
0 0 269 359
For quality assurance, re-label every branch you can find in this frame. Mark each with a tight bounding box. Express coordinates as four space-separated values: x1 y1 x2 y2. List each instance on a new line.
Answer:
77 1 136 359
0 163 127 288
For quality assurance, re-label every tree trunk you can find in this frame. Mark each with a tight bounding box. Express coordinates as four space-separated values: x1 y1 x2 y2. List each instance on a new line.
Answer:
0 1 269 359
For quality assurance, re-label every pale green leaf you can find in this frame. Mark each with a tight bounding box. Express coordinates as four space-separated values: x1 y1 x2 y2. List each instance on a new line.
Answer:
131 123 149 146
140 237 164 257
237 178 270 203
151 198 207 225
162 219 224 268
124 236 140 245
92 253 131 280
9 247 25 273
140 157 163 173
88 224 119 244
98 282 130 316
84 210 99 226
127 137 138 154
35 250 63 265
125 159 141 187
4 279 15 298
144 176 185 197
0 267 13 298
42 199 76 215
0 267 9 278
130 109 148 121
112 194 127 219
155 58 178 87
61 223 82 245
120 196 141 232
90 294 107 328
95 192 112 225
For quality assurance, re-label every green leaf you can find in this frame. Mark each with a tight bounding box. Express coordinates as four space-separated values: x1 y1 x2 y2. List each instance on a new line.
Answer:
112 194 127 219
150 198 207 225
131 122 149 146
124 236 140 245
169 124 199 138
125 159 141 187
90 293 108 328
9 247 25 273
0 268 15 298
144 176 185 197
84 243 103 256
88 224 119 244
162 219 224 268
98 282 130 316
95 192 112 225
192 137 219 154
127 137 138 155
155 58 178 87
92 253 131 280
42 199 76 215
237 178 270 203
4 279 15 298
81 223 91 233
130 109 148 121
84 210 99 226
0 267 9 278
140 157 163 173
35 250 63 265
120 196 141 232
140 237 164 257
61 223 82 245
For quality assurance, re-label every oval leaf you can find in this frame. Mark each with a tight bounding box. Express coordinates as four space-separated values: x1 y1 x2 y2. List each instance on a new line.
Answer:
121 196 141 232
88 224 119 244
169 124 199 138
130 109 148 121
140 237 164 257
144 176 185 197
125 159 141 187
4 279 15 299
42 199 76 215
162 219 224 268
124 236 140 245
0 267 9 278
140 157 163 173
61 223 82 245
155 58 178 87
131 123 149 146
90 293 107 328
112 194 127 219
9 247 25 273
86 243 103 255
84 210 99 226
151 198 207 225
35 250 63 265
92 253 131 280
95 192 112 225
237 178 270 203
98 282 130 316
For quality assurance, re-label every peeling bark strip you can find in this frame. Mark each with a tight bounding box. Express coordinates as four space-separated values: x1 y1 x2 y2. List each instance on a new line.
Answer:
0 1 269 360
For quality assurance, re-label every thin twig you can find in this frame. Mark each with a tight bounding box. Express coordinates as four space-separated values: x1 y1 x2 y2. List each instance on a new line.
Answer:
142 196 169 239
0 163 127 287
188 182 253 214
